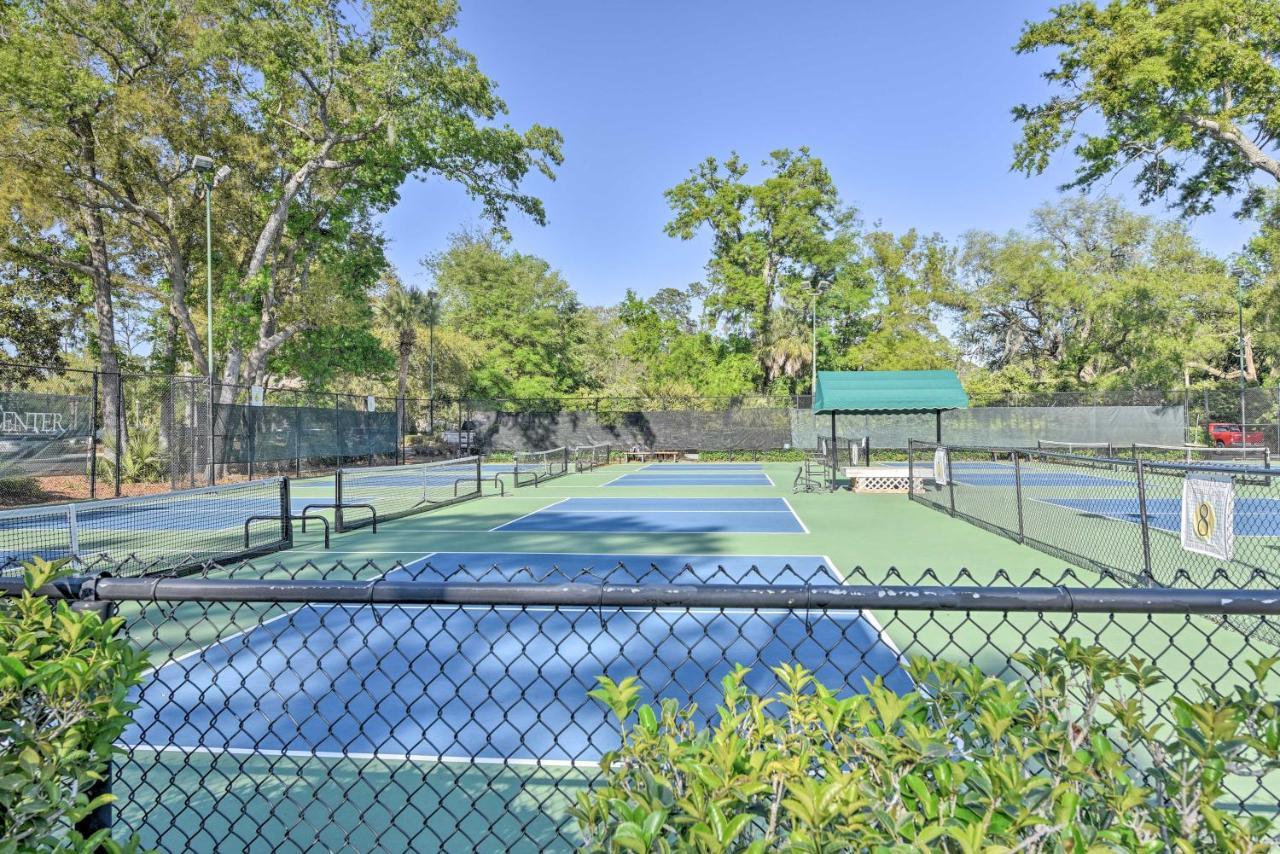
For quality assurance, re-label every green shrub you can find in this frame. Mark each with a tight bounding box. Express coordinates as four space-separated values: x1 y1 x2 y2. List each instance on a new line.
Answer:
696 450 804 462
0 477 45 505
0 559 148 853
574 641 1280 852
118 429 166 484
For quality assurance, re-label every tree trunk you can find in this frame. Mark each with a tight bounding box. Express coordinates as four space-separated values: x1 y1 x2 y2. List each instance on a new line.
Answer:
74 120 125 464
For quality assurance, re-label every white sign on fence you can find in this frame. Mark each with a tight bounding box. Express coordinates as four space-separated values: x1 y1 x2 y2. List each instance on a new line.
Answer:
250 386 264 407
366 395 376 413
933 447 948 485
1180 476 1234 561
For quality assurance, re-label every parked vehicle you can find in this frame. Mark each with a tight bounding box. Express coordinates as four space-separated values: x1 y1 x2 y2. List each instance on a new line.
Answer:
1206 422 1267 448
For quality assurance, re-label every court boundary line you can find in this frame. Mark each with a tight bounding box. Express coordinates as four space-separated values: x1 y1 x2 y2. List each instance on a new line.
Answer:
488 497 571 532
1027 494 1280 539
141 553 439 676
825 554 915 690
118 742 601 770
781 498 809 534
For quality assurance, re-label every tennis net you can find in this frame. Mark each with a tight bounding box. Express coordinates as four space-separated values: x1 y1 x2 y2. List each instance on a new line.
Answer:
335 456 482 532
572 442 611 472
1037 439 1114 458
1127 443 1271 467
514 447 569 486
0 478 291 577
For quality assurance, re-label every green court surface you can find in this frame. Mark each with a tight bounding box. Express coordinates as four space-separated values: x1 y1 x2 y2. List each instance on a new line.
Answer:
113 460 1280 852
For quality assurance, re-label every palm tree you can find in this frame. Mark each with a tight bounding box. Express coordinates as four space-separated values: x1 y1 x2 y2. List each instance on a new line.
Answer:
759 312 811 391
375 282 431 430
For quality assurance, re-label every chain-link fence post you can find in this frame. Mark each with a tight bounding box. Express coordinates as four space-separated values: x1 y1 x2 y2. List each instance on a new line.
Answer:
113 372 123 498
946 448 956 516
1013 450 1025 544
1135 458 1154 584
88 370 99 500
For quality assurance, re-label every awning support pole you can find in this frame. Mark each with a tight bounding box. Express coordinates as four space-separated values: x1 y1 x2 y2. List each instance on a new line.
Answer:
830 411 838 492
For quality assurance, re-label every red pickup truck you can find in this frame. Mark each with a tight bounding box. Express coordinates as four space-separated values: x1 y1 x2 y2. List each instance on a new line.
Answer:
1206 422 1267 448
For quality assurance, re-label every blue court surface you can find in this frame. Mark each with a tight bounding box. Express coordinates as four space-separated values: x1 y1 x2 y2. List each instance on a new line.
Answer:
953 471 1127 488
403 551 841 584
607 472 774 487
491 497 807 533
1039 496 1280 536
640 463 763 471
123 553 909 764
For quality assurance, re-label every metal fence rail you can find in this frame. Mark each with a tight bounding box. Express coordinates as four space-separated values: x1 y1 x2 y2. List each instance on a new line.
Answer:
908 439 1280 645
6 561 1280 852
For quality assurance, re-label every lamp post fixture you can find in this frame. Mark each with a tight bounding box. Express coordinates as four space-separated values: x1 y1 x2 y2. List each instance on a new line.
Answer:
192 155 229 484
1231 263 1249 443
427 289 437 434
810 279 831 399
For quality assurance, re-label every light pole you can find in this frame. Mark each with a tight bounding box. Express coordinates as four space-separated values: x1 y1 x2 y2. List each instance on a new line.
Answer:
192 155 229 484
1232 264 1249 444
427 289 437 434
810 279 830 397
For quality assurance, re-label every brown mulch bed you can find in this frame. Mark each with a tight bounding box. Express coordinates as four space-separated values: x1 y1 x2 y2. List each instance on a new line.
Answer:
0 475 176 507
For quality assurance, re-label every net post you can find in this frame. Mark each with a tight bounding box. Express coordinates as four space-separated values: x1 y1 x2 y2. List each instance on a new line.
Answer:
907 441 915 497
280 478 293 547
1013 451 1025 544
89 370 98 500
1135 459 1154 584
335 468 345 533
475 455 482 492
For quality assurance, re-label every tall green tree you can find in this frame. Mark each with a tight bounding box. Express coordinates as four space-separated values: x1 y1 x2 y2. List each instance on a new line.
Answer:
664 148 866 391
0 0 562 400
425 233 589 400
1014 0 1280 217
842 230 958 371
375 278 432 409
956 198 1233 388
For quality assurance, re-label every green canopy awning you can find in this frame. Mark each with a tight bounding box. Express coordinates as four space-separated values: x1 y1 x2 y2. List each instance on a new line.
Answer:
812 370 969 414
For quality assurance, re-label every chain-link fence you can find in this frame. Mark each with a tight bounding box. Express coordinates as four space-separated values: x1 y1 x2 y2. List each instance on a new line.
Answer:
5 561 1280 852
908 440 1280 644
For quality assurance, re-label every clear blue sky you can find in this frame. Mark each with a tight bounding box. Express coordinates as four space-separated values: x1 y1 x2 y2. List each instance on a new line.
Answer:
380 0 1250 305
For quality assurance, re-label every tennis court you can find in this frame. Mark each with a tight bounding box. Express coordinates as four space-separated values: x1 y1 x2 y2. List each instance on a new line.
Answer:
1039 496 1280 536
17 453 1278 851
605 471 775 486
490 497 807 533
124 551 907 765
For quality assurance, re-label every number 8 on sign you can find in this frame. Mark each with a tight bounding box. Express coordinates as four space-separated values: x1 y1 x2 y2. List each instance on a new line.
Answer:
1181 478 1234 561
1194 501 1215 540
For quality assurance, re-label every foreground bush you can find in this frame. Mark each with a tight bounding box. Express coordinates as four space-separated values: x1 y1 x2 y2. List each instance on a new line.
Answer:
0 559 147 853
574 641 1280 852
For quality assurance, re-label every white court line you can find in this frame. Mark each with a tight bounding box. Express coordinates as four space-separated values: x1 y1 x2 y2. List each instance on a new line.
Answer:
483 527 808 535
487 497 572 532
825 554 913 686
139 553 439 676
781 498 810 534
599 471 630 486
513 508 796 515
119 742 600 770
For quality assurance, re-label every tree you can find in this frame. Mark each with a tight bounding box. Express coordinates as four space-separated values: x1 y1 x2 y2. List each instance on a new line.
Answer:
1014 0 1280 217
955 198 1234 388
842 230 957 371
664 149 866 391
375 278 431 417
0 235 81 381
0 0 563 402
425 233 590 400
